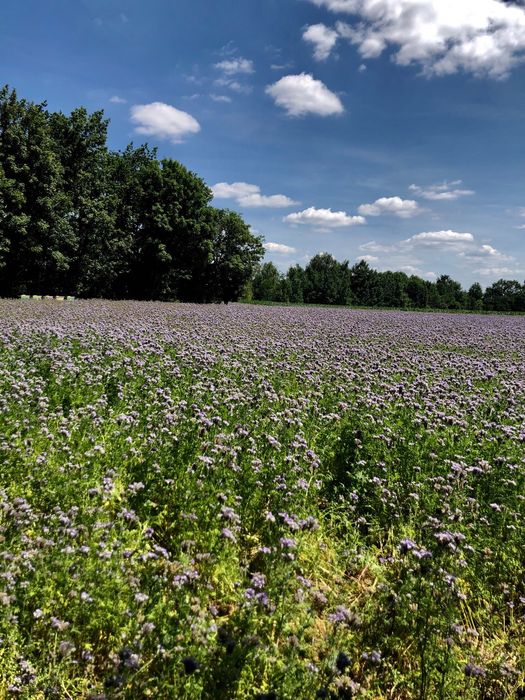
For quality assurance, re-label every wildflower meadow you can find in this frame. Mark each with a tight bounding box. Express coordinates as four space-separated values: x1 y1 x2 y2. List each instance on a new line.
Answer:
0 300 523 699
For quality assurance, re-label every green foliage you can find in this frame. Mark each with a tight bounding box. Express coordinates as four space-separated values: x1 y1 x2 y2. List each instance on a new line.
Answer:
436 275 466 309
252 254 525 314
252 262 283 302
0 86 263 302
286 264 306 303
304 253 353 305
0 86 74 296
483 279 525 312
467 282 484 311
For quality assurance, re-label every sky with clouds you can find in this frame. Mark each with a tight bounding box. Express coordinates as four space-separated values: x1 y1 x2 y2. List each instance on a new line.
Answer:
3 0 525 287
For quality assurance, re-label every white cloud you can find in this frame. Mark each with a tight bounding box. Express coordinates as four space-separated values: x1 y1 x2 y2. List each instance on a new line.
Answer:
400 265 424 275
214 58 254 75
303 23 339 60
359 240 393 253
284 206 365 228
360 230 477 253
109 95 127 104
480 244 504 256
214 78 252 94
271 62 296 71
212 182 298 208
265 242 298 254
358 196 422 218
358 254 379 262
309 0 358 10
476 266 525 277
130 102 200 143
408 230 474 244
409 181 475 200
460 243 513 262
360 230 514 270
516 224 525 229
213 56 254 94
309 0 525 78
210 94 232 103
212 182 259 199
266 73 344 116
242 194 298 207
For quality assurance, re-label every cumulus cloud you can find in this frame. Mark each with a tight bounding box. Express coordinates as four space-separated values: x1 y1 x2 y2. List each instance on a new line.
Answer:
284 206 365 228
266 73 344 116
360 230 513 266
480 244 506 256
130 102 200 143
358 196 422 218
358 254 379 262
408 230 474 244
308 0 525 78
213 56 254 94
409 181 475 200
109 95 126 104
214 58 254 75
460 243 513 263
408 232 513 265
303 23 339 60
359 229 517 280
265 242 298 254
211 182 298 208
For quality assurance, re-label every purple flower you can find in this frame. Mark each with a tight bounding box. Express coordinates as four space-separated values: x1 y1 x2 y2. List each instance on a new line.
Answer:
221 528 237 543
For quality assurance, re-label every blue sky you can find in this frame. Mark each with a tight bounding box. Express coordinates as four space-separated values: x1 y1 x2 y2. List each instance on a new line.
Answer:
3 0 525 287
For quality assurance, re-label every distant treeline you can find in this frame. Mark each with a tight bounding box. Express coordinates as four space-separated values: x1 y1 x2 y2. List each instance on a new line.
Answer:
249 256 525 312
0 86 264 301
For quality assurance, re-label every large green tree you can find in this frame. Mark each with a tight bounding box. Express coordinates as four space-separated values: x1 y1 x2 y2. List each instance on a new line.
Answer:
286 264 306 303
435 274 465 309
466 282 484 311
204 209 264 303
48 107 114 296
349 260 377 306
0 86 73 295
125 158 213 300
483 279 524 312
252 262 283 302
304 253 352 305
0 85 264 302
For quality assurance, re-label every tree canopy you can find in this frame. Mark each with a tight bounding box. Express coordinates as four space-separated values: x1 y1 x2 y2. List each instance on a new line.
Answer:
250 255 525 313
0 86 264 301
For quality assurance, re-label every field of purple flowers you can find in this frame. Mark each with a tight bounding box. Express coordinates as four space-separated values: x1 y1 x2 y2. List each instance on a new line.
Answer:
0 300 523 699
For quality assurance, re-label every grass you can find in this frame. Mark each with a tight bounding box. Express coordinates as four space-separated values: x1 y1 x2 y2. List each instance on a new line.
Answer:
242 299 525 316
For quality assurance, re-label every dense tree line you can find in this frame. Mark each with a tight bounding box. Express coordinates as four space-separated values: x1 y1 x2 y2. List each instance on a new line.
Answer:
0 86 264 301
250 255 525 313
